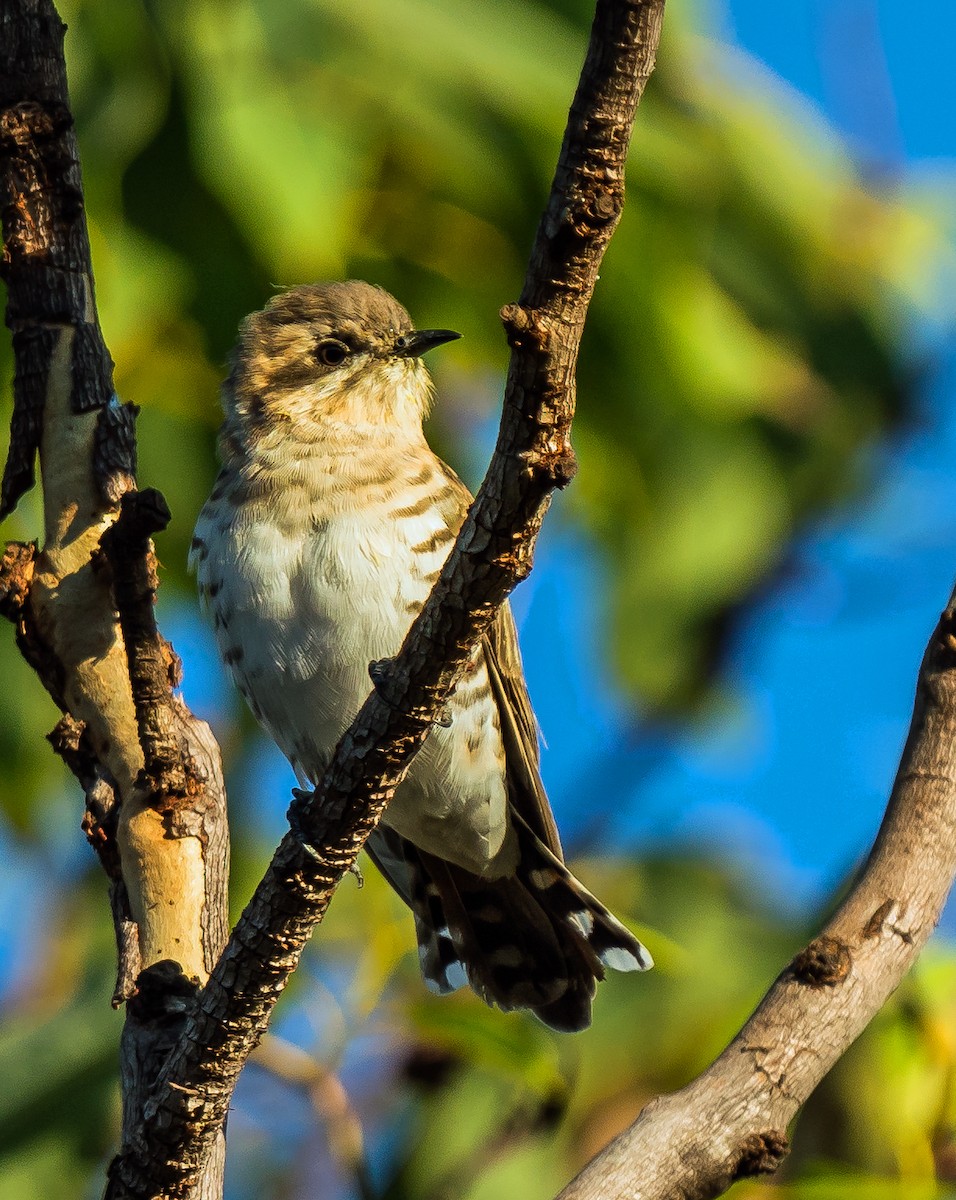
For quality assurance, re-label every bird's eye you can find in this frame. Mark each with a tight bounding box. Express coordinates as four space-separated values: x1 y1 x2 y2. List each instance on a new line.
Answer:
316 340 349 366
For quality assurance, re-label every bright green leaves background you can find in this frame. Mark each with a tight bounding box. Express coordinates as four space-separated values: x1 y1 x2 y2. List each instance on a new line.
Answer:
0 0 953 1197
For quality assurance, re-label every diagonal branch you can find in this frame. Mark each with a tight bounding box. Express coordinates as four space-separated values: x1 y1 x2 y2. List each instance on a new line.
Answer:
556 596 956 1200
104 1 667 1196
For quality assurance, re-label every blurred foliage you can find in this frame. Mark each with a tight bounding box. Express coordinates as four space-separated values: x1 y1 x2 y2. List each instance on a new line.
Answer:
1 0 955 1198
0 874 121 1200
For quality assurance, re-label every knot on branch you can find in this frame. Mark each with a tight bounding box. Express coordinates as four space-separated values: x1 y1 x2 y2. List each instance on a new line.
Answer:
0 99 73 148
933 608 956 673
103 487 171 552
790 935 852 988
732 1130 790 1179
500 303 545 353
127 960 200 1027
590 188 622 222
491 538 538 586
541 187 623 248
862 898 895 939
0 540 36 620
48 710 92 777
519 443 578 489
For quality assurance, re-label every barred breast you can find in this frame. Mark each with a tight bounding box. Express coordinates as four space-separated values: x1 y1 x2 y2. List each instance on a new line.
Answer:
191 437 516 877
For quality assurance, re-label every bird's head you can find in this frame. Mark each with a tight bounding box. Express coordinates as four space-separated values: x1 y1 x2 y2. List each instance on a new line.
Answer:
224 281 461 439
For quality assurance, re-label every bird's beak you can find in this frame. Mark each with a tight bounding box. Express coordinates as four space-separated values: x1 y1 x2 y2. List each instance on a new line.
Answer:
393 329 462 358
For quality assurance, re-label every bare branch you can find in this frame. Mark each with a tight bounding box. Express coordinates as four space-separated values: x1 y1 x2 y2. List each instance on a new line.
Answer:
1 4 230 1195
104 1 666 1195
556 597 956 1200
1 0 231 970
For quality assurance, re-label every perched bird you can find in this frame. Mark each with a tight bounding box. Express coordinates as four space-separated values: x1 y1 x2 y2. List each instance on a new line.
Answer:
191 281 652 1030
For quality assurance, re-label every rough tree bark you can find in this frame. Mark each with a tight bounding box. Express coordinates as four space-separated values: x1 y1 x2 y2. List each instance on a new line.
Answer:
104 2 666 1197
0 3 229 1197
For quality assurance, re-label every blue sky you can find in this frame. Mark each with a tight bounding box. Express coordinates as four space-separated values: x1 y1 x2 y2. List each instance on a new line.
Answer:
401 0 956 925
590 0 956 913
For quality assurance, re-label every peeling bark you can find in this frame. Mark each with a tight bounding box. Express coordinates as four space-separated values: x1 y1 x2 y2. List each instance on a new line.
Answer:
0 4 229 1196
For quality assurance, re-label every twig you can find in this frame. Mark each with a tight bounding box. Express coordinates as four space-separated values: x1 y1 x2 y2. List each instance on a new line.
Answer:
251 1036 374 1200
100 490 185 800
104 2 666 1196
556 597 956 1200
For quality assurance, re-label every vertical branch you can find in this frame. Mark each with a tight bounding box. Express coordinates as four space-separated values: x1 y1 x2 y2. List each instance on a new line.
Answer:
0 0 139 790
0 3 230 1196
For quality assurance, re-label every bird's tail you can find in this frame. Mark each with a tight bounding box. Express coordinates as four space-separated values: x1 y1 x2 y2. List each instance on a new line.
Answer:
368 819 652 1032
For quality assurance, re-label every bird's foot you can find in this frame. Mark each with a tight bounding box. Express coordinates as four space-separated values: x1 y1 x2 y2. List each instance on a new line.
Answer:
288 789 364 886
368 657 394 689
287 787 322 863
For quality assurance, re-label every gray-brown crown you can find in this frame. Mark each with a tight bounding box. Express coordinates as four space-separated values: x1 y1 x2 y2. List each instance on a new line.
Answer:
255 281 415 350
222 281 462 441
228 282 414 399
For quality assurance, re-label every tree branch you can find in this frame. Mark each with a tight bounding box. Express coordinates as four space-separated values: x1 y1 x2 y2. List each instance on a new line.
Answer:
556 596 956 1200
103 1 666 1195
0 4 230 1196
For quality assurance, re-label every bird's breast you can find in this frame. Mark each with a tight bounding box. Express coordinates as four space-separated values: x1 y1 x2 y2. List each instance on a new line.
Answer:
193 445 511 874
196 446 462 685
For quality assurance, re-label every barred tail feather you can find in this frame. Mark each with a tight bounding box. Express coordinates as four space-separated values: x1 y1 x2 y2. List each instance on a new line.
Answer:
510 811 653 978
366 823 651 1031
365 827 463 995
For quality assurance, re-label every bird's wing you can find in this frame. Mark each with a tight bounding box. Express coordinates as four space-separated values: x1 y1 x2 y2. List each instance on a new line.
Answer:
433 457 562 858
483 605 563 858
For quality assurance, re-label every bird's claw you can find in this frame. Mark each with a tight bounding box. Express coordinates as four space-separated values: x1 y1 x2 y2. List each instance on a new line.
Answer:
287 787 322 863
288 789 365 885
368 657 394 687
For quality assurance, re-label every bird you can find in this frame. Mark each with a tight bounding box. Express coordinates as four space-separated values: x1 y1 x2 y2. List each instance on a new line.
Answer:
191 281 652 1031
